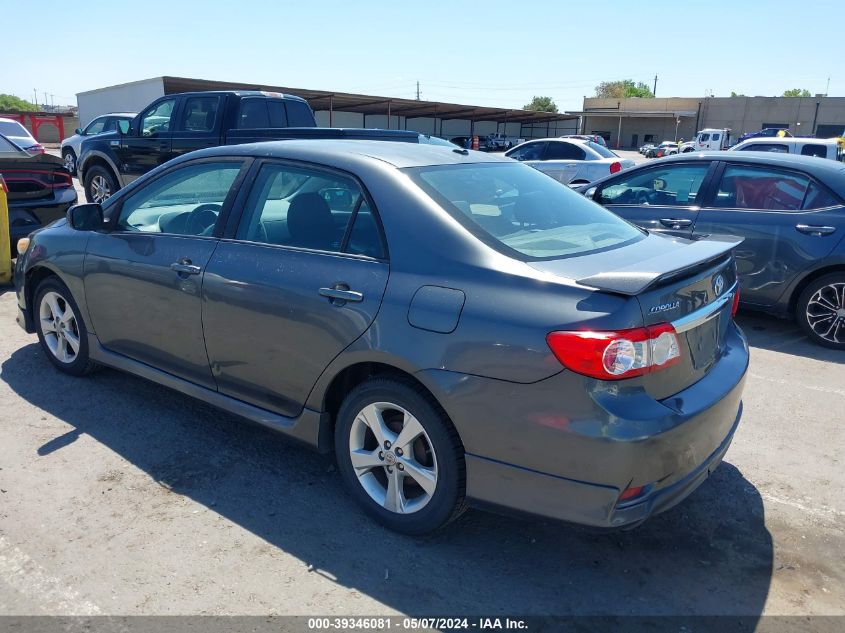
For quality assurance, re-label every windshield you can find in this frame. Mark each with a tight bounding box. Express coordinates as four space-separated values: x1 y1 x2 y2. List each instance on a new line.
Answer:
587 141 616 158
418 135 457 147
405 162 643 260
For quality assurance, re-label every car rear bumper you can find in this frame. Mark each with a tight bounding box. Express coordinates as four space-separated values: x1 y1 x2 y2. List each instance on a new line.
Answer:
8 188 76 245
420 322 749 528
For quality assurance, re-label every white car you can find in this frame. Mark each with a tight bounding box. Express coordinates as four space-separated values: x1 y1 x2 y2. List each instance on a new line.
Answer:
504 138 635 184
730 137 843 161
0 117 43 154
60 112 135 174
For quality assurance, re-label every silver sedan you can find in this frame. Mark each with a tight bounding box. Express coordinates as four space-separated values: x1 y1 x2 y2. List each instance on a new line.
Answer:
505 137 635 185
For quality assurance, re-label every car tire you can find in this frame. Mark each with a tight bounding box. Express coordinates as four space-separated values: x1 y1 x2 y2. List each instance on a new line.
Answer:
84 165 118 204
34 277 98 376
334 377 466 534
796 273 845 349
62 148 77 175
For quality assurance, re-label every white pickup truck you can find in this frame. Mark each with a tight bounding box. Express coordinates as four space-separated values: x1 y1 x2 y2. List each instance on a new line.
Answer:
684 128 732 151
484 133 525 150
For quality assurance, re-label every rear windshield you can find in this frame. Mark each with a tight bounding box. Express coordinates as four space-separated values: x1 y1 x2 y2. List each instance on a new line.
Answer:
406 162 643 260
0 121 29 137
586 141 616 158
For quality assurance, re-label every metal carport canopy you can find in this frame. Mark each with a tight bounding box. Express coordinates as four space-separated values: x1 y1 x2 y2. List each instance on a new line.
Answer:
568 109 698 118
160 76 577 124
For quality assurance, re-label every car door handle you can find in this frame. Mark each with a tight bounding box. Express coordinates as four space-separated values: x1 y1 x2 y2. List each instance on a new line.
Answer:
659 218 693 228
795 224 836 236
319 286 363 304
170 261 202 275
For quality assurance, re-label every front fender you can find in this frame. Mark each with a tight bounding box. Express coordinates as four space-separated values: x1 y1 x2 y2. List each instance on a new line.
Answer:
77 148 123 187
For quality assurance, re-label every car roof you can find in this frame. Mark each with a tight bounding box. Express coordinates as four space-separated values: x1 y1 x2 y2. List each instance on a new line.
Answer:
169 90 309 103
734 137 837 146
185 139 510 168
94 112 136 118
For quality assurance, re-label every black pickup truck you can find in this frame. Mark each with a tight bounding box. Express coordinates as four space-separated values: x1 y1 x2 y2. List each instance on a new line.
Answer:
77 90 419 203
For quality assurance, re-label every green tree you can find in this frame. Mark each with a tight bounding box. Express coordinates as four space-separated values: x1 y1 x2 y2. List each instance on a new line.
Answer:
523 95 558 113
730 91 746 97
594 80 654 99
782 88 811 97
0 94 37 112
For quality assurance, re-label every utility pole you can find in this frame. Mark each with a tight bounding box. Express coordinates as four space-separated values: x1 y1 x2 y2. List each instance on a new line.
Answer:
416 81 420 100
653 74 658 97
33 89 38 109
49 93 55 109
825 76 830 96
44 92 48 111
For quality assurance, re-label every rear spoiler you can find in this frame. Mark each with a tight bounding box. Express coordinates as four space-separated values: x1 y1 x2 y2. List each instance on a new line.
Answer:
577 234 743 295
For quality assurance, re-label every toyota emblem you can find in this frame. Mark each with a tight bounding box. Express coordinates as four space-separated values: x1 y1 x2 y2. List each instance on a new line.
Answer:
713 274 725 297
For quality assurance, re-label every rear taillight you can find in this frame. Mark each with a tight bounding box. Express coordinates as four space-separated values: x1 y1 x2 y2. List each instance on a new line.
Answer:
26 144 45 154
547 323 681 380
731 287 740 318
49 171 73 188
0 175 7 193
609 161 622 174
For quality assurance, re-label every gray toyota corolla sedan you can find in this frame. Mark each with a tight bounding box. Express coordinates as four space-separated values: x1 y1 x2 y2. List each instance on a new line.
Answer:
13 140 749 534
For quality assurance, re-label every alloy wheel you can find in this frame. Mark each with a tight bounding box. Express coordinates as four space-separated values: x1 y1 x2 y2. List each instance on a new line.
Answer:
90 175 112 203
805 282 845 344
348 402 438 514
38 291 81 364
63 152 75 172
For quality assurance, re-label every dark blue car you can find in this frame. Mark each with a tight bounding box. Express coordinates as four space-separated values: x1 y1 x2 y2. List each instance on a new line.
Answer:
577 151 845 349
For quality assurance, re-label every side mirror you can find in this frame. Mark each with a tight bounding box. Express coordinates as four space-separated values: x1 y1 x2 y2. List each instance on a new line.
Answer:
74 127 83 136
117 120 131 135
584 187 597 199
67 203 105 231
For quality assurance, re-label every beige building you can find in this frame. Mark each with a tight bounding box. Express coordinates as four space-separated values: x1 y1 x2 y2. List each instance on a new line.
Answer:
574 96 845 149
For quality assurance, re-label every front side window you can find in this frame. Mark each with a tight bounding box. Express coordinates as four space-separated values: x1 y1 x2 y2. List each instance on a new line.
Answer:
506 142 546 161
179 97 219 132
117 162 241 234
140 99 175 137
712 165 810 211
407 162 642 260
800 144 827 158
598 163 710 206
544 141 586 161
236 164 384 257
84 118 107 135
699 133 710 142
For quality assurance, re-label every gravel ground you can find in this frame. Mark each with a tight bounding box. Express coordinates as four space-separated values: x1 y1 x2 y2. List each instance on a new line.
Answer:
0 287 843 618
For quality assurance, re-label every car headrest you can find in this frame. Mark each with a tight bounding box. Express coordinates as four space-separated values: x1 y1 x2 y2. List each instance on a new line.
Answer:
287 193 335 250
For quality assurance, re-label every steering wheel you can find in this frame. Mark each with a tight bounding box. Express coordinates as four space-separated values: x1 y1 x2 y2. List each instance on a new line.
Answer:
186 203 222 236
635 190 650 205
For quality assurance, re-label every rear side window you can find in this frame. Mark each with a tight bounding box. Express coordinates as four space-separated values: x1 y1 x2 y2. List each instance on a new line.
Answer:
712 165 810 211
586 141 616 158
236 163 384 257
238 98 270 128
268 101 288 127
598 163 710 206
803 182 841 209
286 100 315 127
407 162 643 260
179 96 219 132
544 141 586 160
800 144 827 158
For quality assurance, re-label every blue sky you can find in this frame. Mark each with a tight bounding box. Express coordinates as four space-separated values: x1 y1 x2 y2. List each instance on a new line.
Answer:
3 0 842 111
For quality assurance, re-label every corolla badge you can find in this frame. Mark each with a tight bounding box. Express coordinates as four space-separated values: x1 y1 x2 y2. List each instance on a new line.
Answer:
713 274 725 297
649 300 680 314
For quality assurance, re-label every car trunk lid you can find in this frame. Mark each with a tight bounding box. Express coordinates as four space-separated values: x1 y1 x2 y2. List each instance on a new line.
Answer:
528 232 741 397
0 154 71 203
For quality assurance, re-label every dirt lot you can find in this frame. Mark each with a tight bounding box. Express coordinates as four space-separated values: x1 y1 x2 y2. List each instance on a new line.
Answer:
0 281 843 619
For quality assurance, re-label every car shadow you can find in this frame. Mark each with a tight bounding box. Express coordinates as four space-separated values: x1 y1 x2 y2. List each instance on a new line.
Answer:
736 310 844 364
1 343 773 617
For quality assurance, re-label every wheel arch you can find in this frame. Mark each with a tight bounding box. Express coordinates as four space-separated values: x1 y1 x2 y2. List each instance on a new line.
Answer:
309 356 457 453
787 263 845 315
78 151 122 189
23 265 69 331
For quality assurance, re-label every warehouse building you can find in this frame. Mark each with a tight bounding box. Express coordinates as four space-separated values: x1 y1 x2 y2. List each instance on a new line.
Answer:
575 96 845 149
76 76 578 141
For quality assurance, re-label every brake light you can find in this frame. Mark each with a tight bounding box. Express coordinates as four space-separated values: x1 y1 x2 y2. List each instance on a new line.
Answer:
546 323 681 380
0 175 7 193
26 144 45 154
731 287 740 318
609 161 622 174
618 486 645 502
